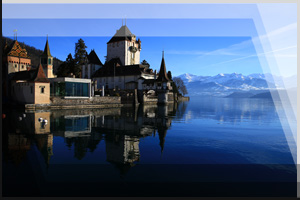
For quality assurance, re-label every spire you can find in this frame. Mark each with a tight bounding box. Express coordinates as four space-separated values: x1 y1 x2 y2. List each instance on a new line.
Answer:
156 51 170 82
43 36 52 57
158 129 167 157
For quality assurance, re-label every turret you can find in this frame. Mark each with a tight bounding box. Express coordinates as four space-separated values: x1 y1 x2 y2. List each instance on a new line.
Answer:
40 36 56 78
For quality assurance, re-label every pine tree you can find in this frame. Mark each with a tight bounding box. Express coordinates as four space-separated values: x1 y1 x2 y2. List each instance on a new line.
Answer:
74 38 87 77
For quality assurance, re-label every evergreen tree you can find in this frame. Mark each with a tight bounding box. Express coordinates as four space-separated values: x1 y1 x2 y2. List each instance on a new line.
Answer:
74 38 87 77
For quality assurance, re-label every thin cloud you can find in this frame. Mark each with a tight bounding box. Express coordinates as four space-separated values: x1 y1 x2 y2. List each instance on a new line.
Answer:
167 50 207 55
197 22 297 58
203 45 297 67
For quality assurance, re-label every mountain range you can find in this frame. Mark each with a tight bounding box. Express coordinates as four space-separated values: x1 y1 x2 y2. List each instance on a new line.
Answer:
176 73 297 97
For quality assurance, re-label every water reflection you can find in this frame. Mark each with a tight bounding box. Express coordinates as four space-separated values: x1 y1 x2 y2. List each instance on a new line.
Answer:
2 98 296 197
2 97 293 170
182 97 279 125
3 103 179 172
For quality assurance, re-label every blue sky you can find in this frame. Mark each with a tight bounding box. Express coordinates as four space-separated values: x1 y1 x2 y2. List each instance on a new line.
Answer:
2 4 297 77
6 35 261 76
3 18 262 76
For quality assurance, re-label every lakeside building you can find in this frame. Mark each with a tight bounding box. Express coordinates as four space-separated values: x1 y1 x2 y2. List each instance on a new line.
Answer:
93 58 156 91
3 38 51 105
10 64 51 104
92 25 156 91
106 25 141 66
3 37 93 105
50 77 92 98
2 39 32 98
3 24 177 107
92 24 174 104
82 49 103 79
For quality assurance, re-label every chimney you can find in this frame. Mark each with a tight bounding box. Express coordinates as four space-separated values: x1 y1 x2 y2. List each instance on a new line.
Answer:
154 70 157 79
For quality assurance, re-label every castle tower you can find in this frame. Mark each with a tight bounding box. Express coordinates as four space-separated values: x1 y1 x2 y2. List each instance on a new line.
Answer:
107 25 141 66
156 52 173 104
2 39 31 98
40 37 55 78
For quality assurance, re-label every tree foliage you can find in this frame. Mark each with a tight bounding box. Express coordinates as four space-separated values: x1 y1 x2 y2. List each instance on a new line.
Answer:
56 53 77 77
173 77 188 96
74 38 87 77
75 38 87 65
141 60 150 67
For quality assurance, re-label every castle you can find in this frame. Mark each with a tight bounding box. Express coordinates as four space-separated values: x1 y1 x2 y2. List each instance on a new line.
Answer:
91 24 174 104
2 24 175 106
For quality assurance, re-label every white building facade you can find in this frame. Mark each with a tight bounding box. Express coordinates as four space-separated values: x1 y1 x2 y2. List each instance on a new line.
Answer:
106 25 141 66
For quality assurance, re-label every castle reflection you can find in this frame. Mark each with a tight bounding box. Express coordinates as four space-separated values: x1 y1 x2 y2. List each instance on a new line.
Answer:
3 103 179 173
3 111 53 167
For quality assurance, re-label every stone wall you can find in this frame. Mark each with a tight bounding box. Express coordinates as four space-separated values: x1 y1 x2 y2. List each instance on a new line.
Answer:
178 96 190 101
143 95 158 104
11 82 35 104
50 96 121 105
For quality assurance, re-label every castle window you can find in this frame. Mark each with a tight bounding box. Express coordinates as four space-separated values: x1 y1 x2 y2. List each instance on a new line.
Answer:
21 65 24 69
40 86 45 94
48 58 51 65
15 64 17 68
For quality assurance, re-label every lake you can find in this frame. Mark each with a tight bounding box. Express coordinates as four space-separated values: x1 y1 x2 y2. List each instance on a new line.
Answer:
2 97 296 197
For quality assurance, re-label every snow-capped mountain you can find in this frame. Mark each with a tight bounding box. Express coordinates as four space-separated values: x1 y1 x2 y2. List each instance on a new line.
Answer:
177 73 208 83
175 73 295 97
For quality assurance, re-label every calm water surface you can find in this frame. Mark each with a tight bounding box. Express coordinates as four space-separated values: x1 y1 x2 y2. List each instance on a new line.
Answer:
2 97 296 197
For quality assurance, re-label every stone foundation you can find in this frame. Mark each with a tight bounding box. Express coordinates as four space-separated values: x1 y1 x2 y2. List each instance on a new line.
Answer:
50 96 121 105
178 96 190 101
25 96 122 110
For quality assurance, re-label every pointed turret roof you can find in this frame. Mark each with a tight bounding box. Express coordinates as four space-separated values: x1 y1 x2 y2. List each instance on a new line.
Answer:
156 52 170 82
87 49 103 65
42 37 52 57
107 25 134 44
